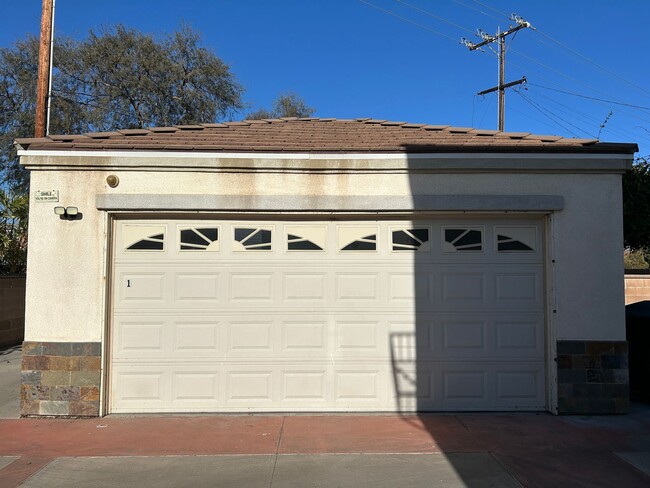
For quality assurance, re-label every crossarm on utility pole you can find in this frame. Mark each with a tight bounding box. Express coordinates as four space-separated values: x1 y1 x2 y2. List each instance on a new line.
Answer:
477 76 527 96
461 14 531 131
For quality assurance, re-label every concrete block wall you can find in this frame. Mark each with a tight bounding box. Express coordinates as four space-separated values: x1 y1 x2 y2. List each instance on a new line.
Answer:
0 276 26 348
625 274 650 305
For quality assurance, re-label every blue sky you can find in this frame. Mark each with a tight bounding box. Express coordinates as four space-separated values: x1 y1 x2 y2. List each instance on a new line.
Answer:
1 1 649 156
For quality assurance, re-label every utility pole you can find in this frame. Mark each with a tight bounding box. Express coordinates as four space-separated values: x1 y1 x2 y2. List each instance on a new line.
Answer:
462 14 531 131
35 0 55 138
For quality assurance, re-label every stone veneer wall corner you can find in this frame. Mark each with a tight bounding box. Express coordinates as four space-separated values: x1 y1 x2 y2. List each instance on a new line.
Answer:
557 340 629 414
21 341 101 417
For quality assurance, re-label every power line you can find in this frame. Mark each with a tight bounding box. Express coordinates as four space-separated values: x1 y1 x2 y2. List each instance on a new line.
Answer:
524 89 631 141
528 84 650 111
523 87 650 144
470 0 510 20
501 53 650 127
507 53 650 127
452 0 503 22
514 88 593 138
530 27 650 99
394 0 476 35
357 0 459 43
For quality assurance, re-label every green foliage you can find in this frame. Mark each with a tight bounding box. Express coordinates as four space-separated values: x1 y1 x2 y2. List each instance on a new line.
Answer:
0 25 244 192
624 248 650 270
247 92 315 120
623 156 650 252
0 189 28 275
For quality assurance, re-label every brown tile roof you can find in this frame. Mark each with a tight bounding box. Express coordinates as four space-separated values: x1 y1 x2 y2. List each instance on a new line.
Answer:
15 118 638 154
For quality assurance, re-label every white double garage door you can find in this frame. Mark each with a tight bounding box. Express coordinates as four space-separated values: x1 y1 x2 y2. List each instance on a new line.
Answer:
110 217 546 413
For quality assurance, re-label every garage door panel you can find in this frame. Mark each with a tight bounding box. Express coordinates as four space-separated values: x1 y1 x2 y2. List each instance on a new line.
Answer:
335 272 380 302
173 321 220 354
226 369 274 403
114 320 166 356
283 273 328 302
229 272 275 302
495 369 543 402
495 318 544 355
111 366 166 411
227 321 275 355
111 218 546 413
335 320 383 354
442 370 488 403
495 272 542 304
335 368 383 403
172 371 220 404
281 320 327 352
388 272 433 302
441 272 487 303
175 272 221 303
116 271 168 307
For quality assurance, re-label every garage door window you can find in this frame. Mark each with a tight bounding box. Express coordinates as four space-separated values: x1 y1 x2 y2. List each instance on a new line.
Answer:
124 225 165 251
339 226 378 252
392 228 430 251
179 227 220 251
443 228 483 252
496 226 536 252
234 227 272 251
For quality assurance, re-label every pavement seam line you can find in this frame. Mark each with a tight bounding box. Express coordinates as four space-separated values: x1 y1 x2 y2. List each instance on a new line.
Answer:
488 451 525 488
269 416 286 488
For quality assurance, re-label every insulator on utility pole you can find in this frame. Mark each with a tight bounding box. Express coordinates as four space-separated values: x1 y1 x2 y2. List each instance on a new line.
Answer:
461 14 531 131
35 0 55 138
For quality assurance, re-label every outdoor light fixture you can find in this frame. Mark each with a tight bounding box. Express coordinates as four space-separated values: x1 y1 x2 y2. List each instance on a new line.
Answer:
54 206 79 220
106 175 119 188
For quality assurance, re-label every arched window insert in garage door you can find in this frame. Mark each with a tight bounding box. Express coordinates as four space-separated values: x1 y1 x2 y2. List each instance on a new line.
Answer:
443 227 483 252
123 224 166 251
233 227 273 251
178 227 220 251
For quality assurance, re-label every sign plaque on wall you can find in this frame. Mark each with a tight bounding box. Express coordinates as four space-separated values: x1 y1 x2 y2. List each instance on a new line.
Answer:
34 190 59 202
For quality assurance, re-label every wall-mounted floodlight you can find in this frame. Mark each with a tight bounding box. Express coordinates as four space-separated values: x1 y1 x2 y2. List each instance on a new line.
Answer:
54 206 79 220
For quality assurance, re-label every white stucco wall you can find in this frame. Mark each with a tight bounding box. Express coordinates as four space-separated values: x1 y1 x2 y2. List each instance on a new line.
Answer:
21 153 628 343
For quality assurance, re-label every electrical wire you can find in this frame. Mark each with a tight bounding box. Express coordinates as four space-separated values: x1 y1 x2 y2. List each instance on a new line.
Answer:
357 0 459 43
507 54 650 127
528 84 650 111
530 27 650 99
360 0 648 145
524 88 641 143
470 0 510 20
394 0 476 35
522 87 650 145
513 88 591 138
451 0 503 22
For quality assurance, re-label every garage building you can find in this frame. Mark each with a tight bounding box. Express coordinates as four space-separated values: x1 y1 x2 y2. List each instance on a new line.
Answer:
16 118 636 416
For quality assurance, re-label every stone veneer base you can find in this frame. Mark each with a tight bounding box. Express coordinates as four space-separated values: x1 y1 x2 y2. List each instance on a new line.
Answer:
557 340 629 414
21 341 101 417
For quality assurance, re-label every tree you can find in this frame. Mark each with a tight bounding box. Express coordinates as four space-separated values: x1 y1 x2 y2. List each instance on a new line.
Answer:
0 189 28 275
0 25 244 192
623 156 650 261
247 92 315 120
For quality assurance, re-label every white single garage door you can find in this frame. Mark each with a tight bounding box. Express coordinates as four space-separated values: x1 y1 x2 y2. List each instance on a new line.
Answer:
110 217 546 413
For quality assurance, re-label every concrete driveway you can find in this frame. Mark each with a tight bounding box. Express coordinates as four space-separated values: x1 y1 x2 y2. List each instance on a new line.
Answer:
1 345 649 487
0 345 20 419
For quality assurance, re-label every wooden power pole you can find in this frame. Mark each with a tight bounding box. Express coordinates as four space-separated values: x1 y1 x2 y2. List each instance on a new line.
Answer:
462 14 531 131
35 0 55 138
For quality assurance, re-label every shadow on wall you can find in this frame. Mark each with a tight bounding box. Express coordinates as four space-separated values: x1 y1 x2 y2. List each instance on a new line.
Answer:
0 276 26 348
